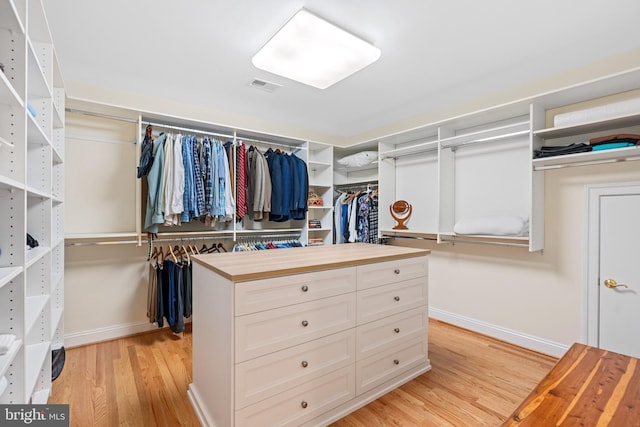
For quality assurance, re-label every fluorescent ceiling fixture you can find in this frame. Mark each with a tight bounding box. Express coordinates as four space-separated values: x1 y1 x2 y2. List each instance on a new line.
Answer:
252 9 381 89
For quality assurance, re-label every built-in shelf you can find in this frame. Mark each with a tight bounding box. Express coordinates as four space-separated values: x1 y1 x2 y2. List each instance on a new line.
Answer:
0 339 23 380
533 145 640 170
0 70 24 108
534 112 640 139
25 295 49 337
0 0 25 34
25 342 50 401
51 308 63 340
1 0 64 405
308 161 331 170
0 267 22 290
26 41 51 98
0 175 25 192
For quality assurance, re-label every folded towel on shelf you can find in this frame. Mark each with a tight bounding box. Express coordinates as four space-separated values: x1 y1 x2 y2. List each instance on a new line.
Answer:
454 215 528 236
0 334 16 355
592 142 637 151
589 134 640 146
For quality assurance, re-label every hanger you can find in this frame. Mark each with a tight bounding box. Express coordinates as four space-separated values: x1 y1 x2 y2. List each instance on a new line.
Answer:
181 244 191 263
200 242 209 254
166 245 177 263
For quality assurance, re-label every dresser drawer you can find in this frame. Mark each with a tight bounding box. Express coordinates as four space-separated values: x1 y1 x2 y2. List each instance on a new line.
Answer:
357 277 427 325
235 329 356 409
355 336 428 395
236 293 356 362
236 267 356 315
235 365 355 427
357 256 428 290
356 307 427 358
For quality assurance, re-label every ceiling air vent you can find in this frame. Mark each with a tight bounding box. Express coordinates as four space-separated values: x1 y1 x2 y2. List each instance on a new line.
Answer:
248 78 281 93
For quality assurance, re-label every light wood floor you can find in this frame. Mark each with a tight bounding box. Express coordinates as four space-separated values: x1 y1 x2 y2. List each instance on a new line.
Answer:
49 320 557 426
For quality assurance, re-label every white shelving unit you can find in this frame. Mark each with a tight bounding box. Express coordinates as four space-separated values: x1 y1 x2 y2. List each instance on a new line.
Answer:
0 0 64 404
376 67 640 251
306 142 334 246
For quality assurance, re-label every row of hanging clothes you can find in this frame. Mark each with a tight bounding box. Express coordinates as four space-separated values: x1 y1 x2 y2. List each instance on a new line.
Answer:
140 125 310 233
142 125 236 233
145 239 227 336
244 145 309 222
231 238 304 252
334 183 379 245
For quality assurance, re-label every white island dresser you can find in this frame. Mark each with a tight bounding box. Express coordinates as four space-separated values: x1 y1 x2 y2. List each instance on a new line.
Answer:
188 243 430 427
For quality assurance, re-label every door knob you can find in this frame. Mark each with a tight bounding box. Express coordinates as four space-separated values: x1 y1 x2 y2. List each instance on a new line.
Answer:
604 279 628 289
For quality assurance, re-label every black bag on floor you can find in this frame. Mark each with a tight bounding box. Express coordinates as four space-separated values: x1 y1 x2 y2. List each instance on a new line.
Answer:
52 346 65 381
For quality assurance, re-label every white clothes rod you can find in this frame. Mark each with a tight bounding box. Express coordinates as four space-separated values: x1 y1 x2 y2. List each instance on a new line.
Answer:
533 155 640 171
65 235 232 247
66 108 138 124
142 120 234 140
379 141 438 160
66 134 136 146
240 137 305 151
439 237 529 248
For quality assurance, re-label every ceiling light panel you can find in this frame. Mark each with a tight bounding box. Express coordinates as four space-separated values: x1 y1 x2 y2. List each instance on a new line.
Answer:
252 9 381 89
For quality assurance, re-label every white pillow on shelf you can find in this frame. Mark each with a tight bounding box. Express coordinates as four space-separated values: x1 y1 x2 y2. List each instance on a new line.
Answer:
337 151 377 168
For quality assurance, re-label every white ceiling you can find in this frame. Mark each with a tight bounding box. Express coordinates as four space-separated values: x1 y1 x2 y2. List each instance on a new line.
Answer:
43 0 640 141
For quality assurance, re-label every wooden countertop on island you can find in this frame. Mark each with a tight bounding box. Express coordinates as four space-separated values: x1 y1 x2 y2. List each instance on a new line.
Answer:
192 243 430 282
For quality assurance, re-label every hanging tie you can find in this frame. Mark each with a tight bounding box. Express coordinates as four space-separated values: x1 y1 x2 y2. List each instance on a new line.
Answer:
236 142 247 219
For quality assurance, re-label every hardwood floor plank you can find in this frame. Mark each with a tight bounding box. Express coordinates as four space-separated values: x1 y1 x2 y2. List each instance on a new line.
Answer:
50 320 557 426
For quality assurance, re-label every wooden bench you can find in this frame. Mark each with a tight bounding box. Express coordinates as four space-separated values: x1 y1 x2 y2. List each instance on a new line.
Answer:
503 343 640 426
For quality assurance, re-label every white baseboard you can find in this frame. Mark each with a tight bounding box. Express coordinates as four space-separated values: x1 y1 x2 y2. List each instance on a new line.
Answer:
64 319 191 348
429 307 568 358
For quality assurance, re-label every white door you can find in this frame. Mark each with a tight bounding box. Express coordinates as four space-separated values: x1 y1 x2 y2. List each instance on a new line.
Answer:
597 192 640 358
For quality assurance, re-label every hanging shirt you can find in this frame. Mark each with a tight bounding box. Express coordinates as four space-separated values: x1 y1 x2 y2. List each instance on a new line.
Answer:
169 134 184 225
161 134 174 226
348 196 358 243
222 144 236 221
236 142 247 219
290 153 309 220
144 133 166 233
211 140 226 218
202 138 214 215
334 193 346 244
192 138 205 218
181 135 195 223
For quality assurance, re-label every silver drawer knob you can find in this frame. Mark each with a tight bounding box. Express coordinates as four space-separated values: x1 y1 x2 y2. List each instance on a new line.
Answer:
301 320 309 327
301 285 309 292
393 359 400 365
394 328 400 333
394 269 400 274
301 401 308 409
301 360 308 368
394 296 400 302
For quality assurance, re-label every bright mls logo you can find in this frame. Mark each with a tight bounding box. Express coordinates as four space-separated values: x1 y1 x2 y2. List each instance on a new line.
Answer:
1 405 69 426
